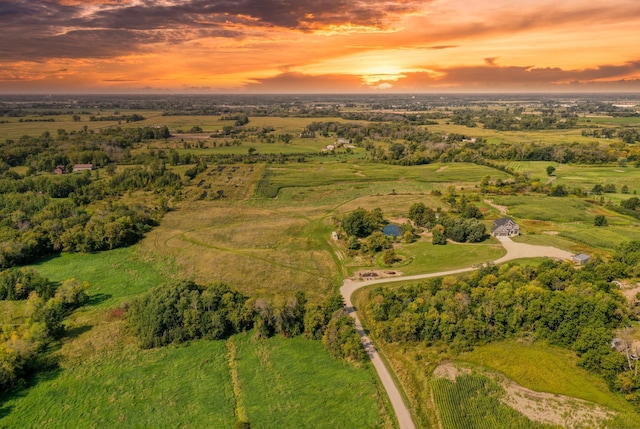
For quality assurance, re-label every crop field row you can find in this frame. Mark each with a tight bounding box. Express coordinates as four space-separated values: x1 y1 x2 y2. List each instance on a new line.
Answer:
431 373 551 429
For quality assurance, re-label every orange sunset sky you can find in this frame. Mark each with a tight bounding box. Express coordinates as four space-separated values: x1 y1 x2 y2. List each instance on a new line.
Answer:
1 0 640 93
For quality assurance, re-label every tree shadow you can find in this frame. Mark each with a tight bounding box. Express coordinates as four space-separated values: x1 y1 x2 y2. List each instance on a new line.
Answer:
29 253 62 267
86 293 112 307
64 324 93 340
0 364 63 419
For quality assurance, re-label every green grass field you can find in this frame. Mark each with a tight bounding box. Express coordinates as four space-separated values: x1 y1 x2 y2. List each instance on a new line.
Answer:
578 116 640 126
500 161 640 194
140 200 340 299
426 122 615 146
233 333 389 429
491 195 596 223
491 195 640 252
259 162 509 199
28 246 176 309
554 164 640 195
458 341 638 415
3 240 392 428
0 332 391 429
0 339 237 429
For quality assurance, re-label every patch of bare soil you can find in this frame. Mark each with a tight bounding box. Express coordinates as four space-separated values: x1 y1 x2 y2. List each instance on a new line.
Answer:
432 363 616 428
388 217 410 225
436 166 448 173
169 133 210 140
432 362 470 381
501 379 614 428
352 269 402 280
621 283 640 303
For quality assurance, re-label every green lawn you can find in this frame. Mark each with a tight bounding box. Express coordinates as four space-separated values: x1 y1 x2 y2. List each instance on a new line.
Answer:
381 240 505 275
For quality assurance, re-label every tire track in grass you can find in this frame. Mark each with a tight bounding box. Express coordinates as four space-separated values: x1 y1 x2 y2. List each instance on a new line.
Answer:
178 233 319 276
226 338 249 425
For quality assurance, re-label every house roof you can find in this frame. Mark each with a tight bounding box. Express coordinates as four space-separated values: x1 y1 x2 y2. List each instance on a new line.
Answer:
573 253 590 261
491 217 517 232
492 217 515 227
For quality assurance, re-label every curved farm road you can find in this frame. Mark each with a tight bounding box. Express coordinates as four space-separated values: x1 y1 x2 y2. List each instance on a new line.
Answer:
339 236 573 429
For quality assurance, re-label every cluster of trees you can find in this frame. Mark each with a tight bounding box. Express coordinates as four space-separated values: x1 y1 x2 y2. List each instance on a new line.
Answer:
451 109 578 130
128 281 253 348
341 208 385 238
127 281 365 362
0 160 177 268
0 268 54 300
1 198 160 268
364 249 640 399
340 208 398 255
0 277 89 392
621 197 640 211
0 126 171 172
608 197 640 221
582 128 640 144
433 217 487 244
89 113 145 123
592 183 619 194
408 202 486 245
339 200 487 255
369 136 640 167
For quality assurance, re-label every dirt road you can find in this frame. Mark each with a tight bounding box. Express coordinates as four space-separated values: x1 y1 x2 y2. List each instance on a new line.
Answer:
339 236 573 429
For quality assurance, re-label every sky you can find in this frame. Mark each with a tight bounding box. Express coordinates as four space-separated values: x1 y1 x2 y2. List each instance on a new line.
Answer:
1 0 640 93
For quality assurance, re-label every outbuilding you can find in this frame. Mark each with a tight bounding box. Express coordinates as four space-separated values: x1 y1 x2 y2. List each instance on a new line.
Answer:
572 253 590 265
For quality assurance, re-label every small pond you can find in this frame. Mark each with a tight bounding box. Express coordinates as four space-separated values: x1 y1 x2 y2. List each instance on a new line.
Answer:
382 224 402 237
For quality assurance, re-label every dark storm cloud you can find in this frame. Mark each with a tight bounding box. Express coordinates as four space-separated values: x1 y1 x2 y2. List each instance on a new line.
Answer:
0 0 426 61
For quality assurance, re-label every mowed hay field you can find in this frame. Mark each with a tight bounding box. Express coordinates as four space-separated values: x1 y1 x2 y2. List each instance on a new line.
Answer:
142 200 340 299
